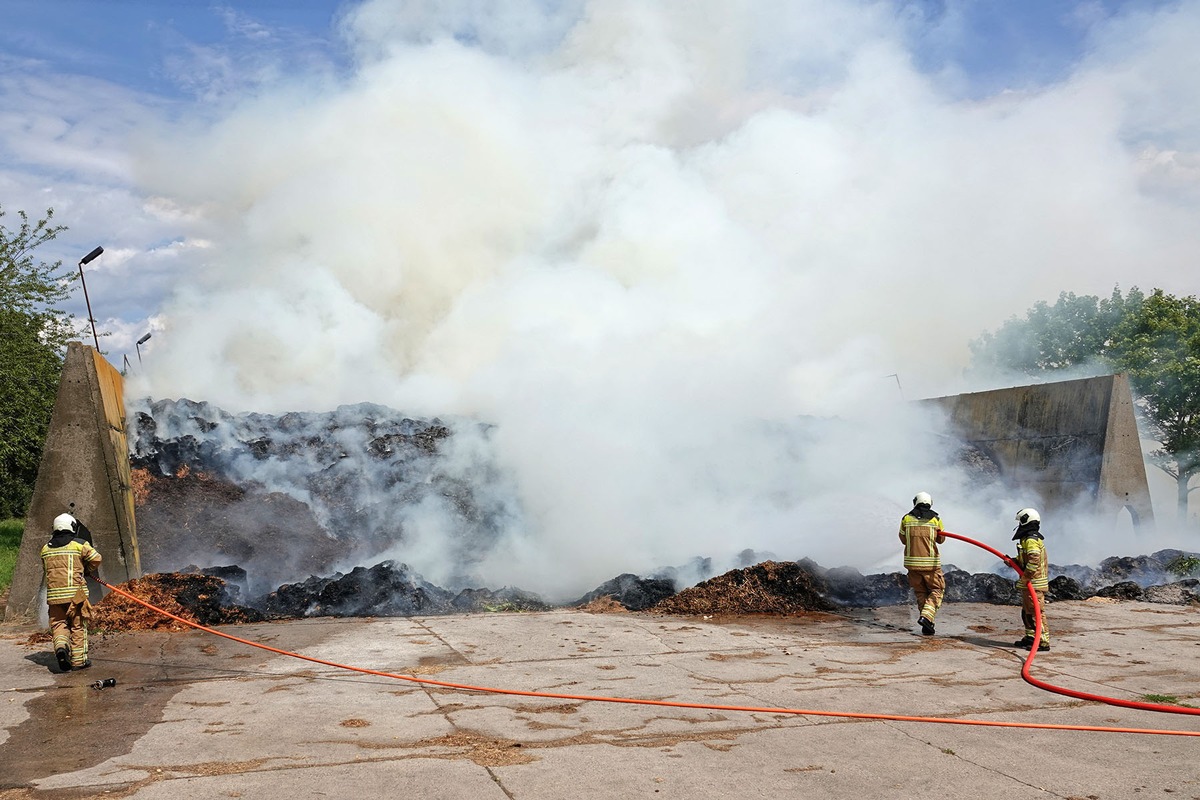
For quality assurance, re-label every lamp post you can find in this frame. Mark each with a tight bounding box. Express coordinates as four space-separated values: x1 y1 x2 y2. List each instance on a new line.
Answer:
78 246 104 352
136 332 152 365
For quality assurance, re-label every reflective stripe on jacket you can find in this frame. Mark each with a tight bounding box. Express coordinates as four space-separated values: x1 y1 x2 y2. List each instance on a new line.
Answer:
40 540 102 604
899 514 945 570
1016 536 1049 590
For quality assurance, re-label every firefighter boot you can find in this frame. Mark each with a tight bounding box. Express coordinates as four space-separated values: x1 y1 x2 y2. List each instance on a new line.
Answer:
1013 637 1035 649
54 648 72 672
919 617 935 636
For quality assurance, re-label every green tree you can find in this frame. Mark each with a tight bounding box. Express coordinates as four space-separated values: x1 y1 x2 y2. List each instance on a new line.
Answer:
969 287 1144 374
0 206 73 519
970 286 1200 523
1108 290 1200 522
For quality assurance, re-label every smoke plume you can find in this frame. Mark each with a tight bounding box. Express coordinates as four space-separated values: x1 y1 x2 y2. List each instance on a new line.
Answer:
119 2 1200 596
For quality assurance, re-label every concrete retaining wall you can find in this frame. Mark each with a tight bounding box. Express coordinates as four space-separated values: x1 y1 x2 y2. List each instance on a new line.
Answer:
922 373 1154 529
4 343 141 622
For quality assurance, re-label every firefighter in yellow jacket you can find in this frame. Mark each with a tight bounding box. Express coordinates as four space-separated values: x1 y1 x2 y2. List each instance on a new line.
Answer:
1012 507 1050 652
40 513 102 671
899 491 945 636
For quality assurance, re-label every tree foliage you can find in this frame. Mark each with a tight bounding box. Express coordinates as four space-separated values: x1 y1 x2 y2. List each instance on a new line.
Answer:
1107 290 1200 507
0 207 73 346
969 287 1144 374
0 206 73 519
970 286 1200 522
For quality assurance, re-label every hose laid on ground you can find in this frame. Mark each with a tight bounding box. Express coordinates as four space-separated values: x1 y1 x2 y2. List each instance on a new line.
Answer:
96 529 1200 737
942 530 1200 717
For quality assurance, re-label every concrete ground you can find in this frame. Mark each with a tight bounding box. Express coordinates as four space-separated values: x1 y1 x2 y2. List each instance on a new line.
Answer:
1 599 1198 800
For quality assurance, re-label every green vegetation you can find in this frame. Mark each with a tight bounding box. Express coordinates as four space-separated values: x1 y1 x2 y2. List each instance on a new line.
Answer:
972 286 1200 522
1166 555 1200 578
0 518 23 594
1140 693 1197 708
0 206 72 519
480 601 527 613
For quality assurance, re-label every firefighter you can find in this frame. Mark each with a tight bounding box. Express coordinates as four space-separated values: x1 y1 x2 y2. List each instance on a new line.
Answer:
40 513 102 671
1012 507 1050 651
899 491 946 635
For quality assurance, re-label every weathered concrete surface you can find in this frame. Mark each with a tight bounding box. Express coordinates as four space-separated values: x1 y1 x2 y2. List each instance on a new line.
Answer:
924 374 1155 528
5 343 141 623
2 601 1198 799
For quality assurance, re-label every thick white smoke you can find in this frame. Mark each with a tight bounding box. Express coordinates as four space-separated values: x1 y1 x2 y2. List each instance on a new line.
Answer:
121 1 1200 597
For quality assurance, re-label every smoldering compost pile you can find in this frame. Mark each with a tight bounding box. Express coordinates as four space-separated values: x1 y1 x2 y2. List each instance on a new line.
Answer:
130 397 520 597
95 549 1200 632
92 572 265 631
116 398 1200 631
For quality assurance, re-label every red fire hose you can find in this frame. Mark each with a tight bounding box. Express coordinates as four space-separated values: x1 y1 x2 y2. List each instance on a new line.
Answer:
97 529 1200 737
941 530 1200 717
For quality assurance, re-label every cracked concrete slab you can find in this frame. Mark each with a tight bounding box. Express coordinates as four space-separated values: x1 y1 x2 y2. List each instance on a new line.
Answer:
2 600 1198 799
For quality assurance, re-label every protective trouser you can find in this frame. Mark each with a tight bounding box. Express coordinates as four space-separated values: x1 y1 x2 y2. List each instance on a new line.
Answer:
1020 587 1049 645
907 568 945 622
48 598 92 667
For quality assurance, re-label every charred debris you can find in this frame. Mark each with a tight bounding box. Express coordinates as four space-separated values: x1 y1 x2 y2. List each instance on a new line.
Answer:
129 397 519 597
95 549 1200 632
108 398 1200 632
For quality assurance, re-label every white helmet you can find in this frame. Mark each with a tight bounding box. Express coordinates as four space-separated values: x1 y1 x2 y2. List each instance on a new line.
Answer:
52 513 78 533
1015 508 1040 526
913 491 932 506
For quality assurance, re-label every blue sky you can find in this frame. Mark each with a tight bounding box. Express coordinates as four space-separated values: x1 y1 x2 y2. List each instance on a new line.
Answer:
2 1 1166 99
3 1 346 96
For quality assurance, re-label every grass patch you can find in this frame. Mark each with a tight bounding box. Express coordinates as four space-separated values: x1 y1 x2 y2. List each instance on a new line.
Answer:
1141 694 1197 708
0 518 24 594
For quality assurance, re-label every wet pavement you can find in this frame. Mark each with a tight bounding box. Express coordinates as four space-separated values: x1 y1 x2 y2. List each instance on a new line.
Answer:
2 600 1199 799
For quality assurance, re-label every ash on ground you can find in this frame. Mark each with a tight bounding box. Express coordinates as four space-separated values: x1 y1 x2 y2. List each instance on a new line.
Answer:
87 548 1200 634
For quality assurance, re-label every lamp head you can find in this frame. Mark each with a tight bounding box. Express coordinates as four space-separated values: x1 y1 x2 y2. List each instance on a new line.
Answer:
80 246 104 266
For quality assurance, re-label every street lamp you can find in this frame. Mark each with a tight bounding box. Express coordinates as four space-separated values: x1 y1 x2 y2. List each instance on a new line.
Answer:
136 332 152 365
78 246 104 351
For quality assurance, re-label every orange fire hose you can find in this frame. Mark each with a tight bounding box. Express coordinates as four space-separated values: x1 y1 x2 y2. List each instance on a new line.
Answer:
98 529 1200 737
941 530 1200 717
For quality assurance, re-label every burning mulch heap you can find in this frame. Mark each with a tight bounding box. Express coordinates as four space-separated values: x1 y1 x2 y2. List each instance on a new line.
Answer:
571 573 676 612
261 561 551 618
82 550 1200 632
650 561 835 616
93 573 265 632
129 398 517 599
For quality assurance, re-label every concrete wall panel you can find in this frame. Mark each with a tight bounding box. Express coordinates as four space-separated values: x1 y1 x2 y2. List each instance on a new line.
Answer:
4 343 141 622
923 374 1154 530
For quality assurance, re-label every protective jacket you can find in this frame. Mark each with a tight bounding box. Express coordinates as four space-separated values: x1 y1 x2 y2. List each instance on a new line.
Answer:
899 506 945 570
40 533 102 604
1015 529 1049 591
